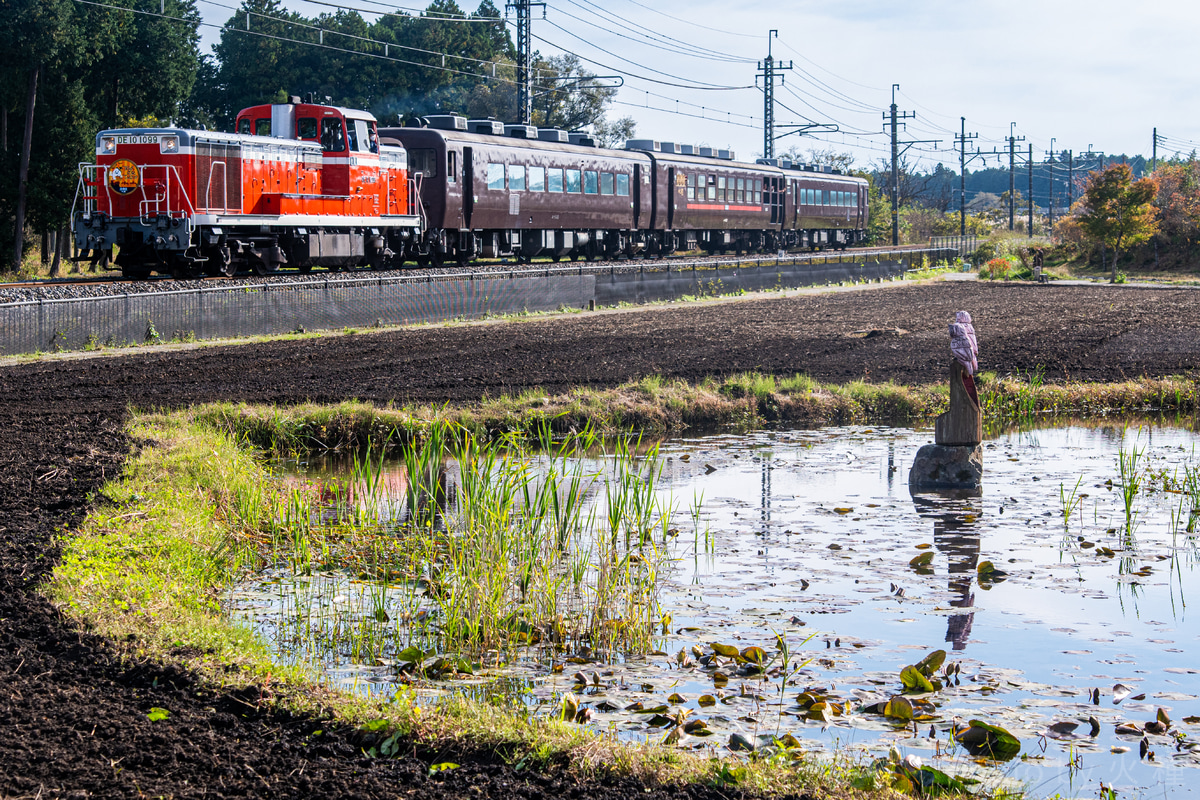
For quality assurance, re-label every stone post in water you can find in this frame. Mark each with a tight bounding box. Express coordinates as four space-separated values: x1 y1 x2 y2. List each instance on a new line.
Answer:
910 311 983 489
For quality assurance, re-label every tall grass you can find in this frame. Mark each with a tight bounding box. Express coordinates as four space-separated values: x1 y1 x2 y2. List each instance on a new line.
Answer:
242 421 676 666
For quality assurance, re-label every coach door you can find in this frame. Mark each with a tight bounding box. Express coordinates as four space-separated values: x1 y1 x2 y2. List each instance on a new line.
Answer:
667 166 676 229
633 163 642 228
463 146 474 228
767 177 782 225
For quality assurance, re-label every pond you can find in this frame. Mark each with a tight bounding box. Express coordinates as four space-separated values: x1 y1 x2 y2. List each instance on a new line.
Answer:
226 421 1200 798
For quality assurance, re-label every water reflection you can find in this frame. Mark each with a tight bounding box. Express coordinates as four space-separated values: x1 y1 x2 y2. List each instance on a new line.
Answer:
911 488 982 651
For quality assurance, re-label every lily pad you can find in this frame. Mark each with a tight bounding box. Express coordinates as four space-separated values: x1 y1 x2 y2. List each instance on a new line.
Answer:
954 719 1021 761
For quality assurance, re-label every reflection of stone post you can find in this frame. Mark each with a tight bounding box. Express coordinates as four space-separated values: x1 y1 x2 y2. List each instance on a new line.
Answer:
912 488 982 651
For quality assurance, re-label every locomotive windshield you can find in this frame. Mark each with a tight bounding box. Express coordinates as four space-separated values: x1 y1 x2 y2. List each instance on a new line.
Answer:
320 118 346 152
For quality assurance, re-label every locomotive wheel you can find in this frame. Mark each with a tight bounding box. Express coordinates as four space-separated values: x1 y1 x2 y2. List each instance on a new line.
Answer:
253 260 278 277
428 248 444 268
455 250 470 268
204 247 236 278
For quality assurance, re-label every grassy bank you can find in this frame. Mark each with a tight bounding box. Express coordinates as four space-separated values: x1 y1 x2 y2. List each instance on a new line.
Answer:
48 411 910 799
194 371 1199 454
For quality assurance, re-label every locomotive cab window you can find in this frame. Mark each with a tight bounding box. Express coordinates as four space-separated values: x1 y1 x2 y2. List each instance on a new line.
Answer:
297 117 318 139
584 170 598 195
410 149 438 178
600 172 614 195
527 166 544 191
547 168 564 192
487 163 505 190
566 169 581 193
345 119 375 153
616 173 630 196
255 118 271 136
508 164 526 191
320 118 346 152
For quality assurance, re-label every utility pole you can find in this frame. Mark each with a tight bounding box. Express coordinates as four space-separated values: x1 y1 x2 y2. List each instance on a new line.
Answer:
507 0 544 125
882 84 922 246
1008 122 1025 231
956 117 978 237
1067 150 1074 210
1027 143 1034 238
1152 127 1158 172
757 30 791 160
1047 138 1056 235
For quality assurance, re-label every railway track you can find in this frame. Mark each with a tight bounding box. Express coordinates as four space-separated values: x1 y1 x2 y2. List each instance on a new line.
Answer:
1 244 953 305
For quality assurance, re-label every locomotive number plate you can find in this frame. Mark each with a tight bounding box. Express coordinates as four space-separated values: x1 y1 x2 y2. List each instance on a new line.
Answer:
113 134 161 145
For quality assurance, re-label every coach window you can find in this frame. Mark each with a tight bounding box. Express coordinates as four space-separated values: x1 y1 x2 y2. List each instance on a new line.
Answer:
447 151 457 184
508 164 526 191
565 168 581 193
686 174 695 200
528 165 545 191
600 172 614 195
297 117 318 139
707 176 716 201
547 168 564 192
410 149 438 178
755 179 762 204
487 163 505 190
616 173 630 196
566 168 581 193
584 170 598 195
717 176 726 202
320 118 346 152
822 189 830 205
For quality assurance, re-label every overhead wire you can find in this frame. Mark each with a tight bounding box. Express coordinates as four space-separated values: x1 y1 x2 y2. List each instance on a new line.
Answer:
535 20 754 89
558 0 756 64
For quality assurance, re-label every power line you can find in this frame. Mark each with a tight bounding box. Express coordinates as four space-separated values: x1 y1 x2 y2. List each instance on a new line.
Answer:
557 0 755 64
617 0 760 39
536 19 753 89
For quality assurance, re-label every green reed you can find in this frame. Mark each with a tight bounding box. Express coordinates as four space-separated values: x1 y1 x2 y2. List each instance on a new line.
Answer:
237 420 680 667
1118 436 1145 532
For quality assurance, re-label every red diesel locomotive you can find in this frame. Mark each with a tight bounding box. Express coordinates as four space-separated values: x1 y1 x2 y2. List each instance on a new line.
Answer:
72 97 421 278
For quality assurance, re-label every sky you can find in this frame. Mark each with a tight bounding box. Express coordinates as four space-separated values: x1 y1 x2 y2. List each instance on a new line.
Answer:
194 0 1200 174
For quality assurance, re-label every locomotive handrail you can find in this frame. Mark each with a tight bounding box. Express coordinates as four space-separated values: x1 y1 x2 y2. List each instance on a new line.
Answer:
410 174 425 229
137 164 197 220
74 163 197 223
204 161 229 214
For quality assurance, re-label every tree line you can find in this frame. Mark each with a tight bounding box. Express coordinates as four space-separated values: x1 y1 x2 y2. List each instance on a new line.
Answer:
1 0 630 274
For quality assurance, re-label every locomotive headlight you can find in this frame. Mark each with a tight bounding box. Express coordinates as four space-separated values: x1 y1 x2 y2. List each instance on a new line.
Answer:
159 135 179 154
100 136 117 154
